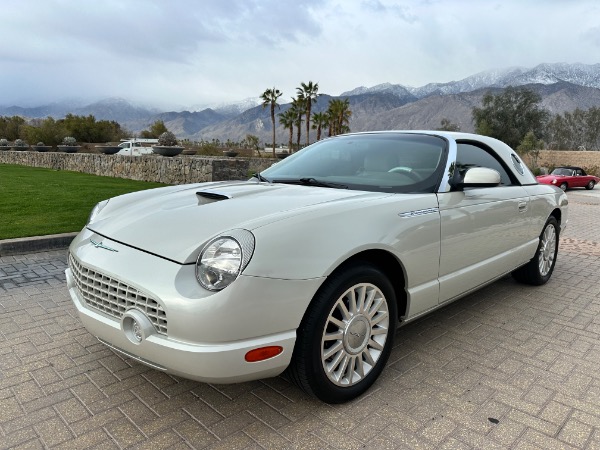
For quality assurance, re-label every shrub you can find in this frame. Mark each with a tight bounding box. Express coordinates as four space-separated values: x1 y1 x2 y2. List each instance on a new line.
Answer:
0 138 9 147
37 141 45 146
13 139 28 148
62 136 78 146
157 131 178 147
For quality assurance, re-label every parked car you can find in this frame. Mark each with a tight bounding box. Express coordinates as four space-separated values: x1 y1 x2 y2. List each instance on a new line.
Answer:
117 139 157 156
536 166 599 191
66 131 568 403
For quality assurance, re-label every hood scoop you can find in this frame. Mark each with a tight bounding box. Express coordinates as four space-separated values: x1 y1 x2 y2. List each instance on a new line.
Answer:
196 190 231 205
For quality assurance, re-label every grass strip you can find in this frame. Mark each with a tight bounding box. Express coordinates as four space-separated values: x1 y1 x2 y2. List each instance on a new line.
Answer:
0 164 167 240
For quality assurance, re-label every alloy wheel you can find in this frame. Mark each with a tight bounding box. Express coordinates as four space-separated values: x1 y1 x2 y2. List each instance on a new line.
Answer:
320 283 390 387
538 224 557 277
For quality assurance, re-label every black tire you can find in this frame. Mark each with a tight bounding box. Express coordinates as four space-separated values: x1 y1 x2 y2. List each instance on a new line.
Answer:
512 216 559 286
287 262 397 403
586 180 595 190
559 182 568 191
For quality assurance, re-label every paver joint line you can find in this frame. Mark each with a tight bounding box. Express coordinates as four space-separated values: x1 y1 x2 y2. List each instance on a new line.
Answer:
0 192 599 449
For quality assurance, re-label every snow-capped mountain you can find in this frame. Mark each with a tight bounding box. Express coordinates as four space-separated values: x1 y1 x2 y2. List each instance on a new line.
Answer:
407 67 526 97
191 97 262 117
505 63 600 89
341 83 415 99
341 63 600 99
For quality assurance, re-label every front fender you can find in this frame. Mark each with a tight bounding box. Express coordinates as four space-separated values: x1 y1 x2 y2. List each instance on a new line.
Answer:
244 194 441 292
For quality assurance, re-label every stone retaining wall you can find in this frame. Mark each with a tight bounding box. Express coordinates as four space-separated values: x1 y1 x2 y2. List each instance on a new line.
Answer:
3 149 599 183
0 151 276 184
535 150 600 171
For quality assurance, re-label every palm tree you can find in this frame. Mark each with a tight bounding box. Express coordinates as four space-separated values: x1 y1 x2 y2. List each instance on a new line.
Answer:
291 97 305 152
327 99 352 136
297 81 320 146
278 108 295 153
311 112 328 141
260 87 283 157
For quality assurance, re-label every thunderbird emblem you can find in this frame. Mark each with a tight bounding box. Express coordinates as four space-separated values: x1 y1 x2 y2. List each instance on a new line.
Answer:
90 239 118 252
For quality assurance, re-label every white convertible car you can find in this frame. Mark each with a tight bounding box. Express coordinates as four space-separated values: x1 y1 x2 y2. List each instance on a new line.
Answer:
66 131 568 403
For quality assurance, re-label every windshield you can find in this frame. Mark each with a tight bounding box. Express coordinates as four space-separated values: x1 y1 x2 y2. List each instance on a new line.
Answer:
551 168 574 176
260 133 448 193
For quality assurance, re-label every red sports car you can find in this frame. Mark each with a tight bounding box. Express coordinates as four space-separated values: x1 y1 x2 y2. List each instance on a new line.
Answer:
536 166 599 191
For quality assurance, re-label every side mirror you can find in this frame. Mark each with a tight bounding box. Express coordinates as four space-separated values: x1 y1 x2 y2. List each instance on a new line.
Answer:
451 167 501 190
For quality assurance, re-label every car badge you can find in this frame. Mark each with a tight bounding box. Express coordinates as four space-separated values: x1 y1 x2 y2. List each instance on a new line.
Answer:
90 239 118 252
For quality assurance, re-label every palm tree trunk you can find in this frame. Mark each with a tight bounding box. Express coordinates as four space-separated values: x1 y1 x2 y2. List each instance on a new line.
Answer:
271 105 276 157
296 123 301 150
305 104 311 146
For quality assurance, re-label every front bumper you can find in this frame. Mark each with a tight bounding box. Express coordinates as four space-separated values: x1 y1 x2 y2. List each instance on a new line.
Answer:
66 229 324 383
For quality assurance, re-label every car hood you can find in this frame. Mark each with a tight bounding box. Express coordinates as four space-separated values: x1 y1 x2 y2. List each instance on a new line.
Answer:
88 181 390 264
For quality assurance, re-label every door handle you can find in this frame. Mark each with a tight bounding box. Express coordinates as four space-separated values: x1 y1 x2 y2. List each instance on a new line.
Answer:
518 201 528 213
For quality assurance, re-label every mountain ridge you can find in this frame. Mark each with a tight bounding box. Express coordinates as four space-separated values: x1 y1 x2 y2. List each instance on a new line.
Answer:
2 63 600 143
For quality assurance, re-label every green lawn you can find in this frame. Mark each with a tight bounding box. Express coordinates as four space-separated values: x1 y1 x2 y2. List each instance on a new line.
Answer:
0 164 167 240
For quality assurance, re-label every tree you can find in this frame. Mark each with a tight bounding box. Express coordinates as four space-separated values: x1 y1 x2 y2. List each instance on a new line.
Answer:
290 97 305 151
472 87 549 149
296 81 319 145
327 99 352 136
57 114 127 142
244 134 260 156
20 114 126 144
141 120 168 139
546 107 600 150
517 131 544 168
260 87 283 157
437 118 460 132
22 117 66 146
311 112 328 141
278 108 295 152
0 115 26 140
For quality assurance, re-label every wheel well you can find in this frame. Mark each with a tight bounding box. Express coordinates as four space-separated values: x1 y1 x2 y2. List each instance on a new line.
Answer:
329 250 407 321
550 208 561 226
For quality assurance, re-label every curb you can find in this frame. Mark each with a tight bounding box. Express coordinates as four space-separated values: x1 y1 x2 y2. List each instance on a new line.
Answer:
0 232 78 257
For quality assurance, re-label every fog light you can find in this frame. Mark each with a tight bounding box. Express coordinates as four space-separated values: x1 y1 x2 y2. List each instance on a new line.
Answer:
245 346 283 362
121 309 155 344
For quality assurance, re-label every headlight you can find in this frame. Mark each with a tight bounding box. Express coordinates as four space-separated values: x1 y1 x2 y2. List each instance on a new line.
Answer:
87 199 109 225
196 229 255 291
552 179 557 184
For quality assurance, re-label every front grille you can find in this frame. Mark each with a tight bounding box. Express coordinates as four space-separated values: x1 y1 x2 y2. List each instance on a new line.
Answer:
69 254 168 335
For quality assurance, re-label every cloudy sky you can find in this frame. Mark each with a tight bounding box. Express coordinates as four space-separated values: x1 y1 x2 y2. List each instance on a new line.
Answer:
2 0 599 110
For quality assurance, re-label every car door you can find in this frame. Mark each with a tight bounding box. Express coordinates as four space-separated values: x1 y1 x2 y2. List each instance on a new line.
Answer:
437 142 532 304
573 168 586 187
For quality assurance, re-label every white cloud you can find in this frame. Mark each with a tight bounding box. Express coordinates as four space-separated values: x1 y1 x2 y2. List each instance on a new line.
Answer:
0 0 599 108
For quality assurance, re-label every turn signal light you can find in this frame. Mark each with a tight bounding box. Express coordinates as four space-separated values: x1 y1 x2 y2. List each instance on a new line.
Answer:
245 346 283 362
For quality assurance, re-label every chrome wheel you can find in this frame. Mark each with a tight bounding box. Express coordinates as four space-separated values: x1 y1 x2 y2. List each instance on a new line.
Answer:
538 224 557 277
321 283 390 387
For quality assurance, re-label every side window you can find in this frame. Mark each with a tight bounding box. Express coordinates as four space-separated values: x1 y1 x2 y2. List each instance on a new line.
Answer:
456 143 514 186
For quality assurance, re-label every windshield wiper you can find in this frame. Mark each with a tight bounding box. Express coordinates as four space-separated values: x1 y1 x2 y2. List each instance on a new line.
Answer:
272 177 348 189
252 172 271 183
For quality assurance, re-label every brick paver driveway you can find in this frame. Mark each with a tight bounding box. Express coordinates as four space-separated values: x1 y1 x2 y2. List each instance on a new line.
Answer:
1 191 599 449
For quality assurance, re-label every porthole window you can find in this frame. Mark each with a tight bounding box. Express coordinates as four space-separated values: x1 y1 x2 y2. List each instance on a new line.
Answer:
511 154 525 175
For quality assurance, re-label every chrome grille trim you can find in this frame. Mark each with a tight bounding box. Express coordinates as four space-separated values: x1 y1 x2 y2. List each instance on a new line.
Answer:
69 254 167 335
